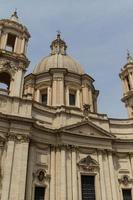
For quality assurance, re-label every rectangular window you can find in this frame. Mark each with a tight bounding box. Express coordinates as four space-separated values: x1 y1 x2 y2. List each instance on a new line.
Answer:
41 89 47 105
69 90 76 106
81 175 96 200
122 189 132 200
6 33 16 52
34 186 45 200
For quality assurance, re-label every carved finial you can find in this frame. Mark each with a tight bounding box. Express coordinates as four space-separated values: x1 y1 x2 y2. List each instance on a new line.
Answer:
56 30 61 40
10 9 19 22
127 49 133 63
50 31 67 55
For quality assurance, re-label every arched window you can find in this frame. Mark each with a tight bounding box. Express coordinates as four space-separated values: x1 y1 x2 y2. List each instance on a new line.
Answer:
0 72 11 94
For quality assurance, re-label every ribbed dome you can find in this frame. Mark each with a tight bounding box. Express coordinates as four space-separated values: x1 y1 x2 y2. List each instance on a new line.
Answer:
33 54 84 75
33 33 84 75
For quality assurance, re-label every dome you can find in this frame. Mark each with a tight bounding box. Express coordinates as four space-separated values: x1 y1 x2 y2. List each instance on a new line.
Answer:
33 33 84 75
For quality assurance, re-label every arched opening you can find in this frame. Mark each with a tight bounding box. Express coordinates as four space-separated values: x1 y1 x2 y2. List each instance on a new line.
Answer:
6 33 16 52
0 72 11 95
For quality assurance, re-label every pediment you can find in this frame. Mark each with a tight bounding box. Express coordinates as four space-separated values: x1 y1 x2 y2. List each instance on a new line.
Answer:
78 155 99 171
79 155 99 167
62 120 115 139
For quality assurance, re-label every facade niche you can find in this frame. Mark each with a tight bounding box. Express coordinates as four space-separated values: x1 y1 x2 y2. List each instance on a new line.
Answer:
0 72 11 93
6 33 16 52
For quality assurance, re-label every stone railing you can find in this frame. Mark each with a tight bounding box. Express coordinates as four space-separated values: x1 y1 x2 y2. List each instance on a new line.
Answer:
0 88 9 96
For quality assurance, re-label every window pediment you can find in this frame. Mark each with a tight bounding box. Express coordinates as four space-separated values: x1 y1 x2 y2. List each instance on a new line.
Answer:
78 155 99 171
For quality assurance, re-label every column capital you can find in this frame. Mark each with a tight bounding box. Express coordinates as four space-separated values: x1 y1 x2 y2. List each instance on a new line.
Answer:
7 133 30 143
128 152 133 156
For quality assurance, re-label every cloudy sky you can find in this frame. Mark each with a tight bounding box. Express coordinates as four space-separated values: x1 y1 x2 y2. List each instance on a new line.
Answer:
1 0 133 118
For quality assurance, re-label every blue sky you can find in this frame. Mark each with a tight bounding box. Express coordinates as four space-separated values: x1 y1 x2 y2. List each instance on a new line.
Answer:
1 0 133 118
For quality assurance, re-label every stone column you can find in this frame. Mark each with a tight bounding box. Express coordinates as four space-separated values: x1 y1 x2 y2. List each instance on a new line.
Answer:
60 146 66 200
18 141 29 200
25 145 35 200
66 86 69 106
66 148 72 200
72 147 78 200
108 151 118 200
76 89 80 108
129 73 133 89
47 87 51 106
124 79 129 91
121 79 126 94
21 38 25 54
14 37 18 53
9 135 29 200
36 89 40 102
103 151 112 200
82 85 89 105
52 72 64 106
98 150 106 200
1 139 15 200
55 146 61 200
88 88 93 112
1 33 8 49
50 146 56 200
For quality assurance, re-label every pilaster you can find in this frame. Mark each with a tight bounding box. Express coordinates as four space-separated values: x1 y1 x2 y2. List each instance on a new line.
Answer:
66 147 72 200
60 146 66 200
1 138 15 200
108 151 118 200
55 146 61 200
98 150 106 200
72 147 78 200
82 85 89 105
9 134 30 200
103 151 112 200
50 146 56 200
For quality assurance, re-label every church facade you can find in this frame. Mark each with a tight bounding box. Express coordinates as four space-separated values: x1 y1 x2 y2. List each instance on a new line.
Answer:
0 12 133 200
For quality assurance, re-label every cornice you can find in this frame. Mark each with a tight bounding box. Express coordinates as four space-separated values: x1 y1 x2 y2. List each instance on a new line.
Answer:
0 50 30 68
0 19 30 38
0 112 34 124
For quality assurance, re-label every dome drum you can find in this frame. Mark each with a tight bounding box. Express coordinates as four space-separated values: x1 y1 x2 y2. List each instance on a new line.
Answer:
24 68 98 113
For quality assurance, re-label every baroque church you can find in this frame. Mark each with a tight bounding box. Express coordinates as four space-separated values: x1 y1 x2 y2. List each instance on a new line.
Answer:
0 11 133 200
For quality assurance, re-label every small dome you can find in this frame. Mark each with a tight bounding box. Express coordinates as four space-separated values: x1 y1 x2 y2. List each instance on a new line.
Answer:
33 33 84 75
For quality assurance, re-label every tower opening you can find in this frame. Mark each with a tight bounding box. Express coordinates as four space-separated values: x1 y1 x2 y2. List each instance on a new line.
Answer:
125 75 131 90
0 72 11 94
6 33 16 52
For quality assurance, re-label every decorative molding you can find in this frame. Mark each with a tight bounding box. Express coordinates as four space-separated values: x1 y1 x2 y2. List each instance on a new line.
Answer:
50 144 78 150
33 168 50 185
78 155 99 171
0 58 27 75
118 175 133 185
7 134 30 143
83 104 90 120
0 59 17 75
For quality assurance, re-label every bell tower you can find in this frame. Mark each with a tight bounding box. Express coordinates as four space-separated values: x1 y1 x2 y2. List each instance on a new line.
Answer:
120 51 133 118
0 11 30 97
